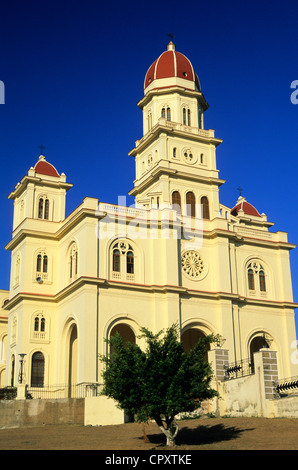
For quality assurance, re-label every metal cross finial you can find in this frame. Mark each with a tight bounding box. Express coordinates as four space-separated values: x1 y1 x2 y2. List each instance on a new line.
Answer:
167 32 175 40
237 185 243 197
38 144 46 155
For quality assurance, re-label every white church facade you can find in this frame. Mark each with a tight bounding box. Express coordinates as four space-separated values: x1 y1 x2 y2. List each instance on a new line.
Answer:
0 43 297 409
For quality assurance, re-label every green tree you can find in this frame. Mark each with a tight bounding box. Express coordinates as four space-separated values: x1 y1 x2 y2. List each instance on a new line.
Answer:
100 324 219 446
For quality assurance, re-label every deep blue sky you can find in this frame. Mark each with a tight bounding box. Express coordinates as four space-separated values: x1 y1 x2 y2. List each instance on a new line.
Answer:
1 0 298 332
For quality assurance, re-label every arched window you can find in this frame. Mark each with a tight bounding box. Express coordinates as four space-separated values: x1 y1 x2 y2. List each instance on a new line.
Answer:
36 254 42 272
186 191 196 217
166 107 171 121
31 352 45 388
69 244 78 280
34 316 39 332
183 108 186 125
40 317 45 332
44 199 49 220
173 147 177 158
259 270 266 292
38 198 44 219
43 255 48 273
161 108 166 118
113 249 120 272
201 196 209 220
187 109 191 126
248 268 255 290
127 251 134 274
172 191 181 214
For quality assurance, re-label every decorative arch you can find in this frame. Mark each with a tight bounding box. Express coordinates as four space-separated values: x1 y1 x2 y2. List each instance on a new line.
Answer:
61 316 79 389
67 240 79 282
104 315 141 356
181 321 216 359
246 329 275 366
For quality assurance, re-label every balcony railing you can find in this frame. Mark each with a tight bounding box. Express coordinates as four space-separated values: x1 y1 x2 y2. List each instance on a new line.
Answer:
224 358 255 380
27 382 102 399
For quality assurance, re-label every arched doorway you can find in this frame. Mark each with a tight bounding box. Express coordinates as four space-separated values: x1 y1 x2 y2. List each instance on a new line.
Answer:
250 335 269 358
181 328 210 360
68 324 78 396
110 323 136 354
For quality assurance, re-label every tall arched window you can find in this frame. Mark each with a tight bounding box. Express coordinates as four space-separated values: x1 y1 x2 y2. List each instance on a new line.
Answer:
248 268 255 290
38 198 44 219
186 191 196 217
161 108 166 118
172 191 181 214
36 254 42 272
201 196 210 220
183 108 186 125
31 352 45 388
187 109 191 126
44 199 49 220
69 244 78 280
127 250 134 274
259 270 266 292
43 255 48 273
34 316 39 332
113 249 120 272
166 107 171 121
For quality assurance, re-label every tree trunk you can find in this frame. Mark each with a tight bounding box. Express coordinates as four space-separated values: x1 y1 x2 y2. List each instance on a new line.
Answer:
155 416 179 447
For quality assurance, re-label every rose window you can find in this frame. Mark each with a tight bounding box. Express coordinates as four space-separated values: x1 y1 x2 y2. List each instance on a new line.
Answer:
181 250 205 280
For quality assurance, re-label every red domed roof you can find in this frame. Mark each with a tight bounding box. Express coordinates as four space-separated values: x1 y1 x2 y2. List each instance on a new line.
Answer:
231 197 261 218
34 156 60 177
144 42 201 91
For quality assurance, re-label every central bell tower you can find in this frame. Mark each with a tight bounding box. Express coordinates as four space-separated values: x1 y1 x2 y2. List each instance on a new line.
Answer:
129 42 224 220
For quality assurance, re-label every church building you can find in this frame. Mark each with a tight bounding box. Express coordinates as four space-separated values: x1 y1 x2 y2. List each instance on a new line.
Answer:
1 42 297 399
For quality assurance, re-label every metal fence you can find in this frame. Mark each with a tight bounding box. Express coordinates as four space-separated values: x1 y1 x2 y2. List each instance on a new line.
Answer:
224 357 255 380
27 382 102 399
274 376 298 395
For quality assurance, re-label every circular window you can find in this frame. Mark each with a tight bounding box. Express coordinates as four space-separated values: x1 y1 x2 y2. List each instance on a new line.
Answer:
181 250 206 280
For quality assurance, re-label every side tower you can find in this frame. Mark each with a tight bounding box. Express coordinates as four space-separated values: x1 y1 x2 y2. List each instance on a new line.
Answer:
9 154 72 230
129 41 224 220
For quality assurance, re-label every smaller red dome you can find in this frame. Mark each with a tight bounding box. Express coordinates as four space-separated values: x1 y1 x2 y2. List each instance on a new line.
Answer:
144 42 201 91
34 156 60 177
231 198 261 217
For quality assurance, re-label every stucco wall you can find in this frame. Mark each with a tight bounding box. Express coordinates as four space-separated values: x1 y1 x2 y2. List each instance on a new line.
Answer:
0 398 84 428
